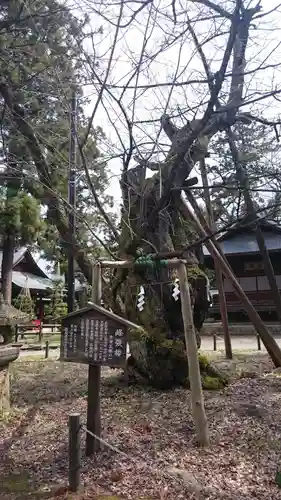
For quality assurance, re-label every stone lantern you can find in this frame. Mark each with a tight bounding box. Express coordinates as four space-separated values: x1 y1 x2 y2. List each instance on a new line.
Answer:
0 294 31 413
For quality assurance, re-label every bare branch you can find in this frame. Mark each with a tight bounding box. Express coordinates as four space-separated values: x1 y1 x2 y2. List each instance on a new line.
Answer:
77 138 120 241
228 3 262 118
188 0 232 19
103 62 281 91
81 1 124 148
186 16 213 93
254 2 281 19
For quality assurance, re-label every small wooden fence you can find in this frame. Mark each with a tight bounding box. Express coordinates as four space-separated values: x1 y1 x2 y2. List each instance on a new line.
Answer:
15 323 61 343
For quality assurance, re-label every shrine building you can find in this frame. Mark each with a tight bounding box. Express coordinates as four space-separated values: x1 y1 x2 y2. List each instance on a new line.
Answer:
204 217 281 321
0 247 84 319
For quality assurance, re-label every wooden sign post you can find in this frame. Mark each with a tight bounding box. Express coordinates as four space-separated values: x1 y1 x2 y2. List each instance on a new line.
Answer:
60 264 140 456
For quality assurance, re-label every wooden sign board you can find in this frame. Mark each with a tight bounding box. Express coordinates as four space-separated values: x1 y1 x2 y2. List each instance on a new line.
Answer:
60 305 128 368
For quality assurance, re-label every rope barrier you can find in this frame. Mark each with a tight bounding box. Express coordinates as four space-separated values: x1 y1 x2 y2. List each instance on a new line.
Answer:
68 404 229 493
78 423 195 488
81 425 129 458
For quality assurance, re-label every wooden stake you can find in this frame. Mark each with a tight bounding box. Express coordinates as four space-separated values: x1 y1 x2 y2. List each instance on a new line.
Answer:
45 340 49 359
69 413 81 492
39 322 43 343
199 159 232 359
92 262 102 302
213 333 217 351
86 264 102 456
179 195 281 367
178 262 209 447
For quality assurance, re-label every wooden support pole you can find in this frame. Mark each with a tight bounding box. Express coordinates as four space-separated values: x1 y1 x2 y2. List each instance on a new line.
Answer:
214 269 232 356
178 262 209 446
68 413 81 492
86 264 102 456
92 262 102 302
183 191 230 266
179 195 281 367
45 340 49 359
100 259 187 269
199 159 232 359
39 323 43 343
183 190 234 358
257 334 261 351
86 364 101 456
213 333 217 351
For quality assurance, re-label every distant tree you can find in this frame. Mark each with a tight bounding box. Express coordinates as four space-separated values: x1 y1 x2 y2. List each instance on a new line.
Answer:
39 123 116 276
204 122 281 228
0 135 44 303
44 282 68 321
0 0 116 302
13 292 35 318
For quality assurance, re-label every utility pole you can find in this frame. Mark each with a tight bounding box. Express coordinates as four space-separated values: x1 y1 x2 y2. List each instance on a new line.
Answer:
228 129 281 325
199 159 232 359
67 88 77 314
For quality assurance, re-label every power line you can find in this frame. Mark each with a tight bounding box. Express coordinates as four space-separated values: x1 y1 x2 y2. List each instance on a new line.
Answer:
67 88 77 314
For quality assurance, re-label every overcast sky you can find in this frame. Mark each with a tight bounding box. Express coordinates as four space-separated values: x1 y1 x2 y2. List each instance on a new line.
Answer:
71 0 281 209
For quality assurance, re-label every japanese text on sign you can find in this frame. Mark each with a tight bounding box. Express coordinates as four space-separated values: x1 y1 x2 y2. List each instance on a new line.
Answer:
60 313 127 367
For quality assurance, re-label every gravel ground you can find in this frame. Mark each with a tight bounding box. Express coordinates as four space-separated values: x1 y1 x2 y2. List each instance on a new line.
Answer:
17 334 281 359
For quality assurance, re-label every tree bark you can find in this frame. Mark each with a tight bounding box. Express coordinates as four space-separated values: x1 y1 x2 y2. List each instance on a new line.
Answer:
1 232 15 304
0 152 21 343
1 151 21 305
109 156 224 388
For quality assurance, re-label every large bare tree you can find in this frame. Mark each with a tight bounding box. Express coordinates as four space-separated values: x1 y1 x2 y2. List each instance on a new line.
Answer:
2 0 281 384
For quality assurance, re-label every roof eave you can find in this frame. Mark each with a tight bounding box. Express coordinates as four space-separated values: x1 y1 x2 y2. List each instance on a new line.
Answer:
218 218 281 243
61 303 141 330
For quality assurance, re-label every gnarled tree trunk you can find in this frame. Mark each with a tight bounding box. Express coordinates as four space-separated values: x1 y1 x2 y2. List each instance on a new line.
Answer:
109 130 224 388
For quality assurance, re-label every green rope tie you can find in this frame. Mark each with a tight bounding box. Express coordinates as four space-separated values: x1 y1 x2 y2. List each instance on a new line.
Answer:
134 254 168 270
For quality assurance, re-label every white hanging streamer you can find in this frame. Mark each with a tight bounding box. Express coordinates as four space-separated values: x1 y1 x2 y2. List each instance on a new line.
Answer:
137 285 145 311
172 278 180 301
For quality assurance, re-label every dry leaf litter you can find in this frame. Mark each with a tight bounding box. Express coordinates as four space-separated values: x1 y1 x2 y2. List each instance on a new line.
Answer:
0 353 281 499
